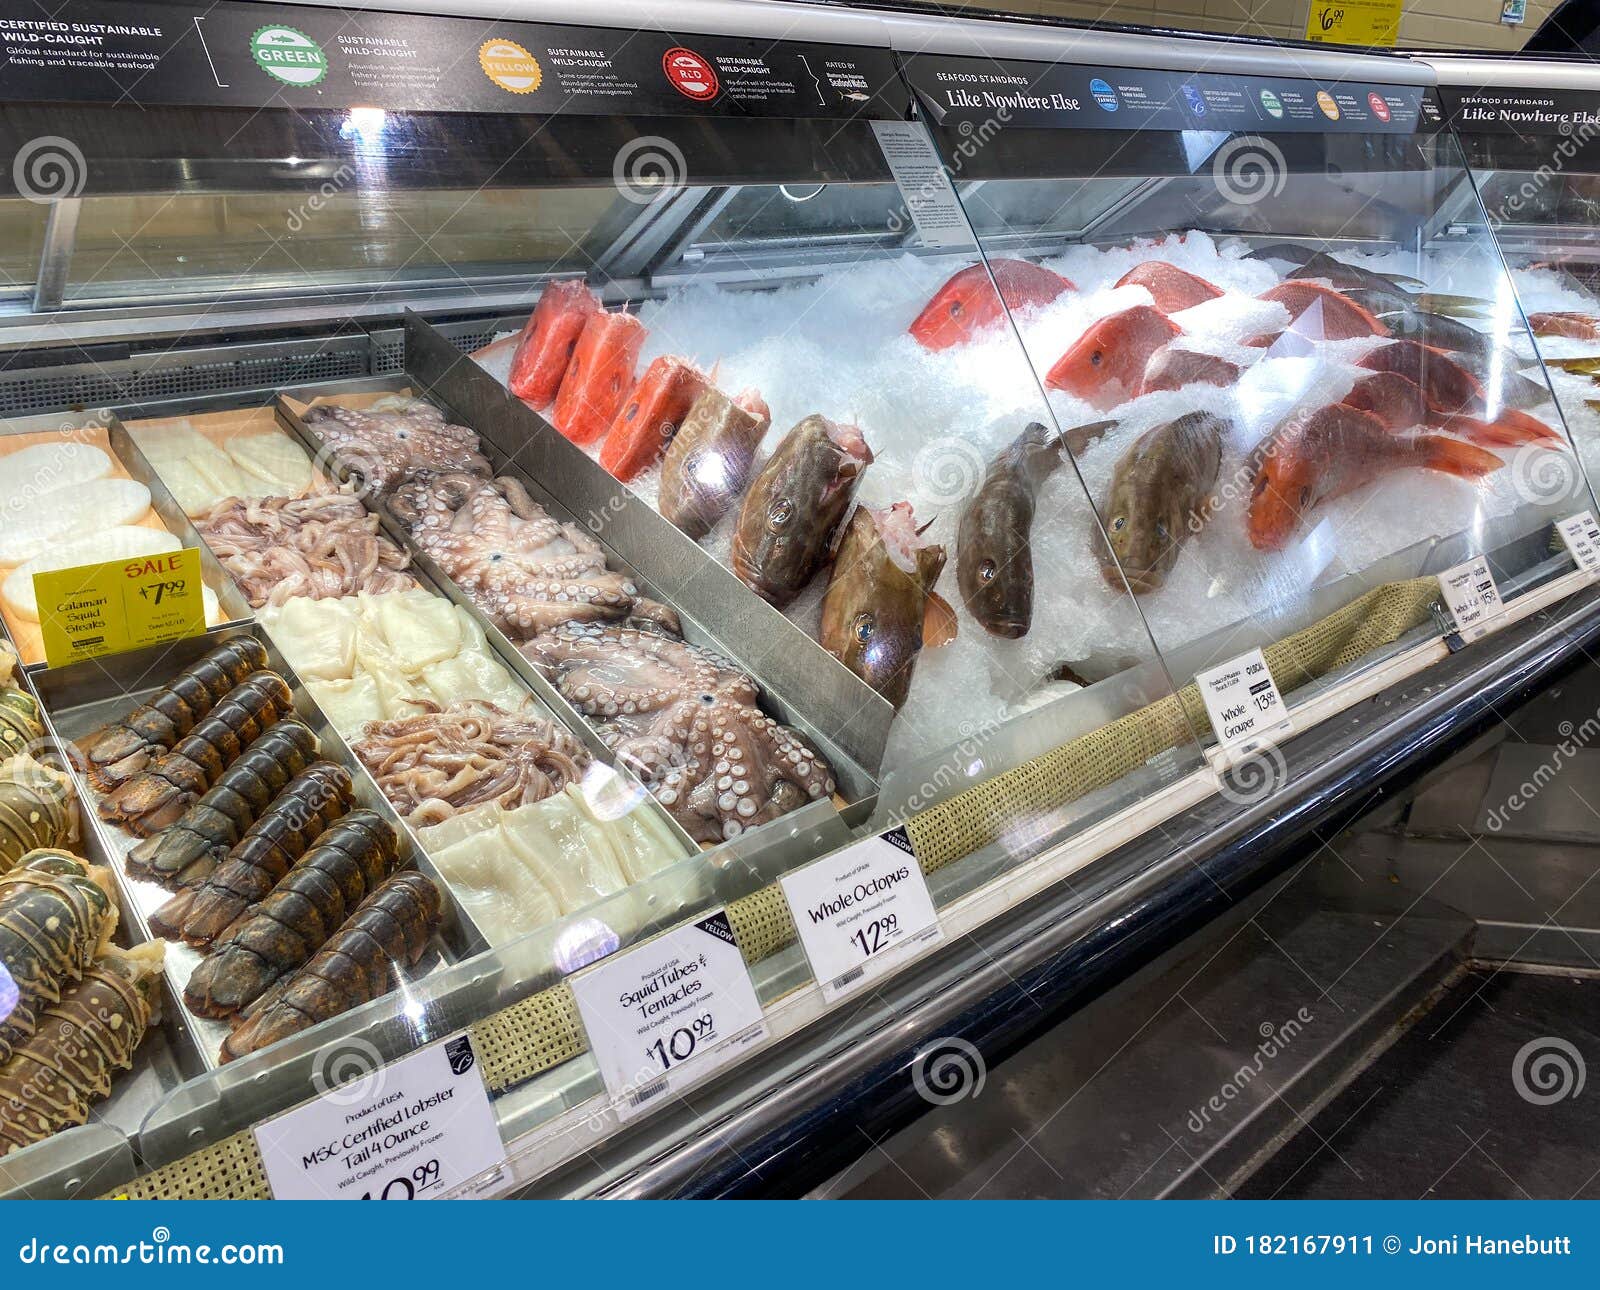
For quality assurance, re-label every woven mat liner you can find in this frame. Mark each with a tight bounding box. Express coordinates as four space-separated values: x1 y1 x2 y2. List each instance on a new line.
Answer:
102 576 1438 1199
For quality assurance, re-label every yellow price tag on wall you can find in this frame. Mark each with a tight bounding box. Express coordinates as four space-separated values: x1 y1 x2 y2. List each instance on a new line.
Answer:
35 546 207 669
1304 0 1402 45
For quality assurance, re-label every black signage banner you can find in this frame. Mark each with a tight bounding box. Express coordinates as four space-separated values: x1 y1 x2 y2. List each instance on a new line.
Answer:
901 53 1428 135
1438 87 1600 135
0 0 908 121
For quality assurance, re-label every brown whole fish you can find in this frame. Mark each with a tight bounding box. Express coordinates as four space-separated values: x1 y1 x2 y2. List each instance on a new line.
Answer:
957 420 1112 638
820 503 954 709
659 386 772 539
731 414 873 607
1094 411 1226 595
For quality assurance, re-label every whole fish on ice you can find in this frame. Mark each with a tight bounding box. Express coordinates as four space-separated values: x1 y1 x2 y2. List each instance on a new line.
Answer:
820 503 953 709
1046 305 1180 409
956 422 1062 639
1094 411 1225 595
659 386 771 539
1257 282 1389 341
1247 403 1502 552
909 259 1075 351
1114 262 1223 314
1141 346 1240 394
1343 372 1561 447
731 414 872 607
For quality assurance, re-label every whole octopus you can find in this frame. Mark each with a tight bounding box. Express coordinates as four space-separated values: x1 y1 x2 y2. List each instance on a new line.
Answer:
195 485 417 607
301 399 490 498
390 470 677 638
522 621 837 844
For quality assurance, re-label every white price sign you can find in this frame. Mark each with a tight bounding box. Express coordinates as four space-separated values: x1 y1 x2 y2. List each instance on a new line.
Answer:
1439 556 1505 642
779 827 942 1003
1195 648 1292 764
254 1033 505 1200
1558 511 1600 573
570 910 768 1121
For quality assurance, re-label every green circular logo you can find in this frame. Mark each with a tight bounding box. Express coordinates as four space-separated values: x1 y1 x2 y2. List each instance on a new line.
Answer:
1259 89 1284 119
251 25 327 87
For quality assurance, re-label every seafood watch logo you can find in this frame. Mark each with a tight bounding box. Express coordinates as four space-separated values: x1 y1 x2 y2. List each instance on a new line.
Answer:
250 26 327 88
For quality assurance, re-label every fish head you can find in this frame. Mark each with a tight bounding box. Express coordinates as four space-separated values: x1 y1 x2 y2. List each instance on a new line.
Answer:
1246 430 1314 552
909 264 1001 351
1047 306 1179 409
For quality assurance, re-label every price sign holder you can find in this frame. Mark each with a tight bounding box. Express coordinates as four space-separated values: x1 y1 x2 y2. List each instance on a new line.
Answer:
34 546 206 669
1438 555 1506 645
569 910 768 1121
780 826 942 1003
253 1033 505 1200
1195 648 1292 769
1557 512 1600 575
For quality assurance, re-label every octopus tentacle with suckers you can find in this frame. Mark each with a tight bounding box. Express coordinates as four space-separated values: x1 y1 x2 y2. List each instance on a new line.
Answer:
521 621 836 843
390 471 667 637
301 400 491 498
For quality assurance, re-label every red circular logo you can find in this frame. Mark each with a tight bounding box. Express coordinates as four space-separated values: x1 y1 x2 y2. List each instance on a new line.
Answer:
1367 92 1391 123
663 47 718 101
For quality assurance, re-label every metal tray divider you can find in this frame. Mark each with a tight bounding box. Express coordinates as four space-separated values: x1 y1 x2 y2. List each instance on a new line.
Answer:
265 388 701 860
26 622 489 1077
398 311 895 777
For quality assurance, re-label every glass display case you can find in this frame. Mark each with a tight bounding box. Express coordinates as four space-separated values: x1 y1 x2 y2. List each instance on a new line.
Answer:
1427 55 1600 495
2 1 1599 1202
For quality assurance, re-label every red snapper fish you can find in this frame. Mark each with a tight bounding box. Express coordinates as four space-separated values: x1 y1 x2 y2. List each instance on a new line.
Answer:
1257 282 1389 341
1141 345 1240 394
1045 305 1180 410
1529 311 1600 341
1115 262 1224 314
1247 403 1502 552
909 259 1075 351
1343 372 1562 448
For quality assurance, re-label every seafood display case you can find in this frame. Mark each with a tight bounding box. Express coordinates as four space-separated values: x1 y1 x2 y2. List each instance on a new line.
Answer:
4 0 1600 1202
1426 55 1600 491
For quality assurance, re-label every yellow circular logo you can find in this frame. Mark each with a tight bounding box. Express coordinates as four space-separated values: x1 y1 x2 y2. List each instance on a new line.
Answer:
1316 89 1341 121
480 39 542 93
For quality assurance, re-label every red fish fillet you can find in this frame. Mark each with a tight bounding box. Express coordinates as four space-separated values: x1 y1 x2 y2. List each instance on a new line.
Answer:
909 259 1075 351
552 311 646 446
1259 282 1389 340
1141 346 1239 394
1045 305 1181 410
1344 372 1562 447
1115 262 1224 313
1248 403 1502 552
510 280 602 408
599 355 710 482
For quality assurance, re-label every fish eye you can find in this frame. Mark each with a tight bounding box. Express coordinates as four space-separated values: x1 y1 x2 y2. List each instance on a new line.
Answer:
1155 521 1169 540
853 614 874 644
1297 486 1311 508
1090 350 1103 367
978 558 997 583
768 498 794 527
1111 515 1126 531
949 300 963 317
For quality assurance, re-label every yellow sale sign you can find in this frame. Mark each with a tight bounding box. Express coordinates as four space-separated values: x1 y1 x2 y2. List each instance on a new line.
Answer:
36 546 206 668
1304 0 1402 46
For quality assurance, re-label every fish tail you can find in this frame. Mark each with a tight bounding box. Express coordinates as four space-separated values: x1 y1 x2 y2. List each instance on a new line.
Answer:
1414 434 1504 479
1490 408 1564 446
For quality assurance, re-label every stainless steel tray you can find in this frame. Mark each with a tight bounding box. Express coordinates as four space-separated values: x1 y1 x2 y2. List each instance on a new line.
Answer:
28 624 482 1072
0 409 253 672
